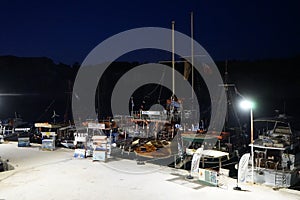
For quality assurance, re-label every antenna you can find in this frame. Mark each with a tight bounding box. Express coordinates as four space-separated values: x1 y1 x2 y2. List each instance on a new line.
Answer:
172 20 175 96
131 96 134 116
52 110 60 124
191 11 194 100
225 60 228 75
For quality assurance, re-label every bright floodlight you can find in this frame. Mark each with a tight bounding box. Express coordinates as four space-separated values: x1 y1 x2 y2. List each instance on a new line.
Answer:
240 100 254 110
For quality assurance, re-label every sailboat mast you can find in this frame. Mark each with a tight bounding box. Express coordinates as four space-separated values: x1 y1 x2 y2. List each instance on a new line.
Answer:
191 12 194 100
172 21 175 96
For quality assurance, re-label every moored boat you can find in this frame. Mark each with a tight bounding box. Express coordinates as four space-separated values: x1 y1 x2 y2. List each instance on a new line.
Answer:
246 114 300 187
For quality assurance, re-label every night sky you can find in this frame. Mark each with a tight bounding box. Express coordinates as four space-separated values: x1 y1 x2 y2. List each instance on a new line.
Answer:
1 0 299 64
0 0 300 122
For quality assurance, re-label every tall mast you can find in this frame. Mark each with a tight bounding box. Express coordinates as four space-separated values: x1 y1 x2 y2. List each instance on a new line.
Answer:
191 12 194 100
172 21 175 96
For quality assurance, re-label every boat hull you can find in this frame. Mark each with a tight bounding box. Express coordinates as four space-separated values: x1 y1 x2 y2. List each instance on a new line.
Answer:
247 168 300 187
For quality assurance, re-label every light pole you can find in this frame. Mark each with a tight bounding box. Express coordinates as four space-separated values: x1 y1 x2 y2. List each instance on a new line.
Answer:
240 100 254 184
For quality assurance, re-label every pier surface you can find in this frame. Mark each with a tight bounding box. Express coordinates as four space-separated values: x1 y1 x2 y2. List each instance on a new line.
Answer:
0 142 299 200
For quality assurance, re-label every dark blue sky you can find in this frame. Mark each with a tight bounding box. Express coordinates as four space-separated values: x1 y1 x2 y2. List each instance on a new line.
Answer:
0 0 299 65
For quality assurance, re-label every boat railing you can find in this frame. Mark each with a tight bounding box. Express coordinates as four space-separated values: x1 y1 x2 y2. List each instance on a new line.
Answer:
255 157 284 171
131 111 170 122
274 126 292 134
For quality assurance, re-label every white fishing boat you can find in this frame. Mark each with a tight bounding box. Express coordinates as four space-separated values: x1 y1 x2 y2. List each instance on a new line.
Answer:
246 114 300 187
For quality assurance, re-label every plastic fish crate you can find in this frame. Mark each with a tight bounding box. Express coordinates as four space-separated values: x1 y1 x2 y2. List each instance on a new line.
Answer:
18 137 30 147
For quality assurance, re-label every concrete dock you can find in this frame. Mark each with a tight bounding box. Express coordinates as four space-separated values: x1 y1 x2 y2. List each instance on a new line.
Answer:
0 142 299 200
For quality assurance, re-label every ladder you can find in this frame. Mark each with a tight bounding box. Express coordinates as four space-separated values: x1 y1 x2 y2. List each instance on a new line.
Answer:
275 173 284 187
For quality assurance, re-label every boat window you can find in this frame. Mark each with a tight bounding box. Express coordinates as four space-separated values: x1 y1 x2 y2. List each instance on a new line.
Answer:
276 122 289 128
254 121 276 135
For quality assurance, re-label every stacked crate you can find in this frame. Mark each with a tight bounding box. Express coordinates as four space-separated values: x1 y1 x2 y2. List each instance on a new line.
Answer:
92 136 107 161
